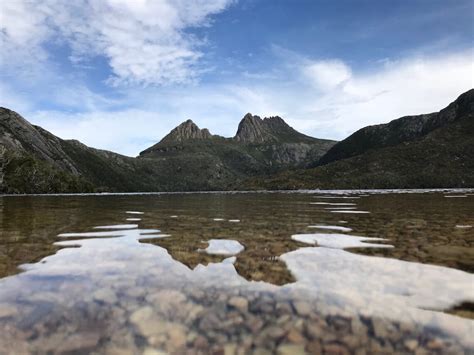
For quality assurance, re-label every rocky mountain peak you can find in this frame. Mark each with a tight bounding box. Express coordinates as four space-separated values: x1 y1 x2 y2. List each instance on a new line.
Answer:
234 113 268 143
158 119 213 144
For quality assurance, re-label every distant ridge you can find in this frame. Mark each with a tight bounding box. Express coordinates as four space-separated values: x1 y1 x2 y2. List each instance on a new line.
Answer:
319 89 474 166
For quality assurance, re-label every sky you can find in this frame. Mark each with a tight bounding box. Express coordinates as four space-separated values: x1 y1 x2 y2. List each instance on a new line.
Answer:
1 0 473 157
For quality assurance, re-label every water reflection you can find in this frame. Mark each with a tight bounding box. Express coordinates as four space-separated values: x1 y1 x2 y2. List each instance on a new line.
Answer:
0 190 473 353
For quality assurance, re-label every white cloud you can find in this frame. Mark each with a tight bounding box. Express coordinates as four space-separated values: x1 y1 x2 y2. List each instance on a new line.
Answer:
297 50 474 138
0 0 234 85
303 59 352 91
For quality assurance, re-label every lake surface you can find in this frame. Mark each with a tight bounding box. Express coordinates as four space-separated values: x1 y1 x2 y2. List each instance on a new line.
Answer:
0 190 473 354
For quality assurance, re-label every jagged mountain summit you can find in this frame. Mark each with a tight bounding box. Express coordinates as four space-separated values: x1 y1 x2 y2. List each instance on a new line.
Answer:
0 110 335 193
140 113 335 168
160 119 213 144
234 114 316 144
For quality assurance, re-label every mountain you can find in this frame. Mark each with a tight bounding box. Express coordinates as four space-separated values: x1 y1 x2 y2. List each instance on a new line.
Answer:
319 89 474 166
243 89 474 189
0 109 335 193
234 114 316 144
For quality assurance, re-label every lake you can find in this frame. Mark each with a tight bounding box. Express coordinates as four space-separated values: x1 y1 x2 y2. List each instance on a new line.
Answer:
0 190 473 354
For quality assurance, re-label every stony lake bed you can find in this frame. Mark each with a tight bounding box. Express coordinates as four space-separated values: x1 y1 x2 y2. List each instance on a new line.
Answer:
0 190 473 354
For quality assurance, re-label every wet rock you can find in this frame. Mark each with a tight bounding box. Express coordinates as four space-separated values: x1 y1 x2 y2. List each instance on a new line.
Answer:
228 296 249 312
93 288 118 304
286 328 305 343
404 339 418 351
277 343 307 355
223 343 238 355
167 324 187 350
246 315 264 333
142 348 167 355
0 304 18 318
426 338 444 351
323 343 350 355
193 335 209 350
305 341 322 353
253 348 272 355
55 332 101 353
292 301 312 317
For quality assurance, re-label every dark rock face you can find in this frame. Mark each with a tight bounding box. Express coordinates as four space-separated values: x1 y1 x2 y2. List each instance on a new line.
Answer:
234 114 317 144
235 114 268 143
319 89 474 166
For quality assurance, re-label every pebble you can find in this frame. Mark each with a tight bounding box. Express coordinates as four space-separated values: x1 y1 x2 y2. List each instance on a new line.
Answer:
277 344 307 355
228 296 249 312
404 339 418 351
0 304 18 318
292 301 312 317
142 348 167 355
286 329 305 343
93 288 118 304
323 343 351 355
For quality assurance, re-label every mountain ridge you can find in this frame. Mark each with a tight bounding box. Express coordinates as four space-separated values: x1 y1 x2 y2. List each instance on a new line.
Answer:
243 89 474 189
0 109 335 193
319 89 474 165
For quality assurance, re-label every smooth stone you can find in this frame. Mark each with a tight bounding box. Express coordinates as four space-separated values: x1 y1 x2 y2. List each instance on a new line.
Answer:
277 344 307 355
286 329 305 343
93 288 118 304
404 339 418 351
142 348 167 355
167 325 187 350
253 348 272 355
292 301 312 317
228 296 249 312
0 304 18 318
224 343 238 355
323 343 350 355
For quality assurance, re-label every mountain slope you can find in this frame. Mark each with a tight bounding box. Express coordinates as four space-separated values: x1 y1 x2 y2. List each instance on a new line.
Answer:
140 113 336 170
319 89 474 165
0 109 336 193
243 90 474 189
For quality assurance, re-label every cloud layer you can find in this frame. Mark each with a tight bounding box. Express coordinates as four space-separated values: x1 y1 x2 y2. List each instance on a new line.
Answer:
1 1 472 157
0 0 233 85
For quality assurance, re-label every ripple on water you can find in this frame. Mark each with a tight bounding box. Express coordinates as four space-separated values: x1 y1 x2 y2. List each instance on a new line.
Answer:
308 225 353 233
310 202 357 206
125 211 144 214
94 224 138 230
330 210 371 214
292 233 392 249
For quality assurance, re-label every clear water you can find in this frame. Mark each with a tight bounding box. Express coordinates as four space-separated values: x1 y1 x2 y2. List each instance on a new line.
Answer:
0 190 473 354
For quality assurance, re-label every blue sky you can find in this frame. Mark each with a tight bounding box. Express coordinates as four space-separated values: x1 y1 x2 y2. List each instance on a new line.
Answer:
1 0 473 156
